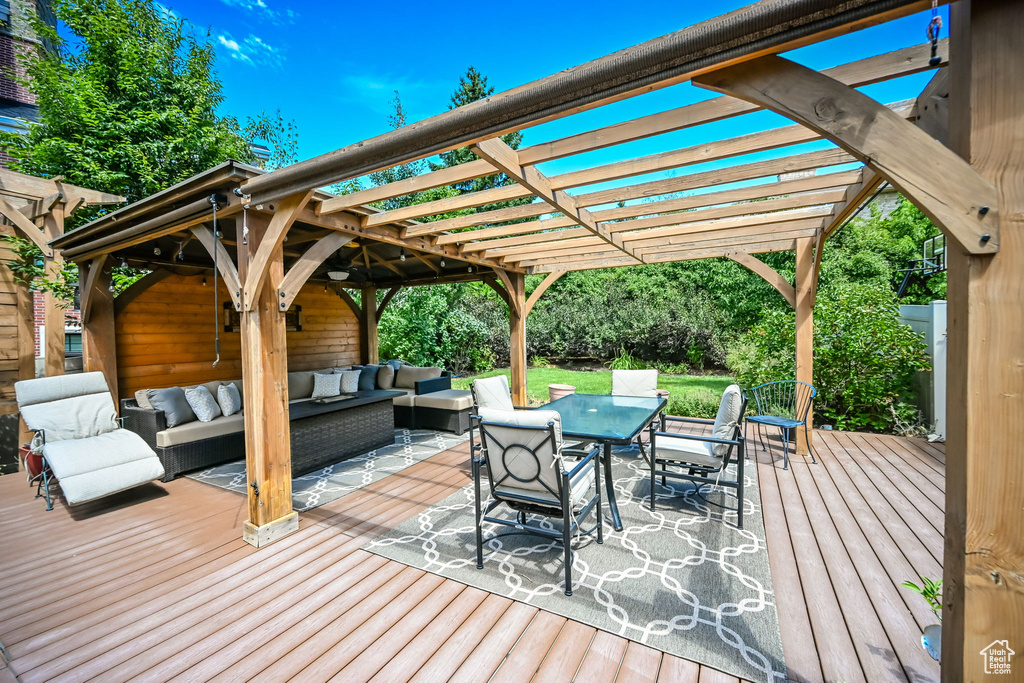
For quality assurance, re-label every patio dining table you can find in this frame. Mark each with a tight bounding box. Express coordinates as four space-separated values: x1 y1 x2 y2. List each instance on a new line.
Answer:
540 393 667 531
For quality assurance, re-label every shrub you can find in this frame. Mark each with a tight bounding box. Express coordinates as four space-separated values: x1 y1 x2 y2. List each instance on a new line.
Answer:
667 390 721 419
726 281 930 432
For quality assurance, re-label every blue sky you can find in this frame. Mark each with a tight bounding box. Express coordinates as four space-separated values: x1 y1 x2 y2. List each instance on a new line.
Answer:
150 0 947 196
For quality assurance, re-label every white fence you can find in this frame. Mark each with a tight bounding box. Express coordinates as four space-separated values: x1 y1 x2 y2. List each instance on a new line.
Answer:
898 301 947 440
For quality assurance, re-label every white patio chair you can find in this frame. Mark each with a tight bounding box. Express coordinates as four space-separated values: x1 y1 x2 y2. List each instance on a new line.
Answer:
470 407 602 595
611 369 664 455
16 372 166 510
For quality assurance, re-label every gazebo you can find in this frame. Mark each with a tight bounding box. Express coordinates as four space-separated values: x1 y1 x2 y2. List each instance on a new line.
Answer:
48 1 1021 678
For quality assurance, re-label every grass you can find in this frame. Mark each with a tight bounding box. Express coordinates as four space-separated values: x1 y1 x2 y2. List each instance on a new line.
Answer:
453 367 735 417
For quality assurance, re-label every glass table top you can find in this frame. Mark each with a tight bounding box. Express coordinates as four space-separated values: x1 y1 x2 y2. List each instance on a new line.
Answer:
540 393 666 442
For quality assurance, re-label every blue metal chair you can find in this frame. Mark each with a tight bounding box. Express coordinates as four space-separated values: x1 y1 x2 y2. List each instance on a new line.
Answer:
745 381 817 470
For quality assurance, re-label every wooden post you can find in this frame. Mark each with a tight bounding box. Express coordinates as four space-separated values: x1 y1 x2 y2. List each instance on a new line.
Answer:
80 257 118 401
943 1 1024 679
508 272 527 406
16 276 35 446
794 237 814 456
237 211 297 548
359 286 378 365
42 205 65 376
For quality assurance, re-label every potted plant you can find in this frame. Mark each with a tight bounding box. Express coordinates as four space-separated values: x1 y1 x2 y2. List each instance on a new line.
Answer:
903 576 942 661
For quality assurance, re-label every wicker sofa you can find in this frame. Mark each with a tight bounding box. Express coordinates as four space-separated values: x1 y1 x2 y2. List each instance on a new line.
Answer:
122 364 472 481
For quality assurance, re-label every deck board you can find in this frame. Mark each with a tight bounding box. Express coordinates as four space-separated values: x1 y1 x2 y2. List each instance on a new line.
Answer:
0 430 943 682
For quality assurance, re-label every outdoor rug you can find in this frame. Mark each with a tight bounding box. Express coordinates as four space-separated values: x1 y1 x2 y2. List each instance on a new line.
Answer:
365 444 786 682
187 428 468 512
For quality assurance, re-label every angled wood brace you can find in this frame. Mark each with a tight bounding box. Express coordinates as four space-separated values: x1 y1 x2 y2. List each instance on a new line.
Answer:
191 225 243 311
241 190 314 310
693 55 999 255
0 196 52 257
277 231 350 310
727 252 796 308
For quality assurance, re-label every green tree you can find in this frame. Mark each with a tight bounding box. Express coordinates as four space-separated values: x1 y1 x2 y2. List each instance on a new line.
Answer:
429 66 527 199
1 0 297 229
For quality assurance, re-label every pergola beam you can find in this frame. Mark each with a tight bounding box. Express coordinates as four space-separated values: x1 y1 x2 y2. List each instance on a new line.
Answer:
693 55 999 254
728 252 796 307
470 137 639 261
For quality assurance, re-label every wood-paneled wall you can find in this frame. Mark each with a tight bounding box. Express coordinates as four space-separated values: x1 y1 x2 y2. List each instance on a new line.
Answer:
115 273 360 400
0 224 31 416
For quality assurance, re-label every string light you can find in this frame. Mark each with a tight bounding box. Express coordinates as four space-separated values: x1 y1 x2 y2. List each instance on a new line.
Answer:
399 248 406 262
440 258 446 268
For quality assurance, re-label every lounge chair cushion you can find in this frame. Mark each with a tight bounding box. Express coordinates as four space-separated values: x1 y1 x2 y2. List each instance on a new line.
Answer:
612 369 659 397
377 364 395 390
287 371 317 400
311 372 342 399
653 434 722 468
391 389 416 407
478 408 567 500
710 384 744 457
217 383 242 416
21 392 119 443
44 429 165 505
395 365 442 389
471 375 514 411
145 387 197 428
184 385 221 422
156 412 245 447
414 389 473 411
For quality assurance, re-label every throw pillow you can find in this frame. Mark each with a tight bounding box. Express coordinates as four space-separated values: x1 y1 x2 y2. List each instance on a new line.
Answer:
183 385 222 423
376 364 395 390
145 387 197 428
384 359 405 371
217 382 242 416
134 389 153 410
339 370 360 394
311 372 342 399
357 365 379 391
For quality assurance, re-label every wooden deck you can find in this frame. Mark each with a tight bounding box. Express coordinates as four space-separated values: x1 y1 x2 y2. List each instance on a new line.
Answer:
0 429 943 682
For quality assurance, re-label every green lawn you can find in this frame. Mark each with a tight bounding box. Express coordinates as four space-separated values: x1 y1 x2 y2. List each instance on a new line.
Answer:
453 367 734 417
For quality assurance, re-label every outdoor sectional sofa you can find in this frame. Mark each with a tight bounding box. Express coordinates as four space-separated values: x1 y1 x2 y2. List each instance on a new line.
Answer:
122 363 473 481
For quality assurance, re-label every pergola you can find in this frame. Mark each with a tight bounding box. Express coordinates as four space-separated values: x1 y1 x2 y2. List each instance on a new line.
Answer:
49 1 1021 677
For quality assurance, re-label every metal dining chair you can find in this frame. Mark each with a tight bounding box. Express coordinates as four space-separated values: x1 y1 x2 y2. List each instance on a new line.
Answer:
744 380 817 470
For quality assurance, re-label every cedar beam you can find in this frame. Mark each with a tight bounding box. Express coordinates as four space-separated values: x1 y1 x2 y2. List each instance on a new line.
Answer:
693 55 999 255
237 211 297 548
190 225 243 311
79 257 118 403
727 252 796 308
241 191 313 311
41 205 65 376
0 196 51 257
359 286 379 365
794 237 815 457
470 138 639 262
277 231 349 310
943 1 1024 678
524 271 564 317
507 272 527 406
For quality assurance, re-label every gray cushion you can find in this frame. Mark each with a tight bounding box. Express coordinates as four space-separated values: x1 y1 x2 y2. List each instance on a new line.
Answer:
287 371 316 400
134 389 153 410
711 384 744 457
477 408 569 503
653 434 722 468
471 375 514 411
20 392 119 443
395 365 442 389
391 389 416 407
312 373 342 399
384 359 406 371
339 370 360 394
217 383 242 416
15 372 108 407
415 389 473 411
358 365 379 391
146 387 197 428
156 412 245 447
377 364 395 390
331 366 354 373
184 385 221 422
43 429 164 505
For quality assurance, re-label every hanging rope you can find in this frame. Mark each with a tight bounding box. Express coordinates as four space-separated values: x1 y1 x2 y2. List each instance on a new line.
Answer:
927 1 943 66
209 194 221 368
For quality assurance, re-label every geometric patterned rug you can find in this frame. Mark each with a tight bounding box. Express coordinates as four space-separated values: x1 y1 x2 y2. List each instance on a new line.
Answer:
365 443 786 682
186 428 468 512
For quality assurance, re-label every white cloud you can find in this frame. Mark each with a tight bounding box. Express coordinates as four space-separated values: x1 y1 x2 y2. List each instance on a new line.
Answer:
217 31 284 68
219 0 296 25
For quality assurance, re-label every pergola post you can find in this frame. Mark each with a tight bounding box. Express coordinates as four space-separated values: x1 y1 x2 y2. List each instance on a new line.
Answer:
359 286 379 365
794 237 814 455
237 210 297 548
943 1 1024 678
79 256 118 401
508 272 527 406
42 205 65 376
